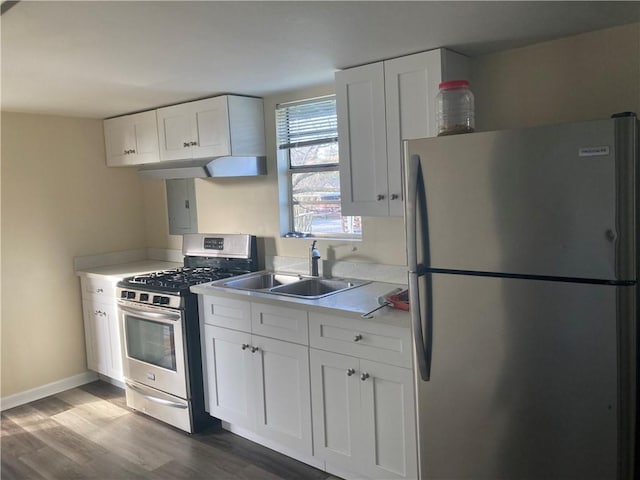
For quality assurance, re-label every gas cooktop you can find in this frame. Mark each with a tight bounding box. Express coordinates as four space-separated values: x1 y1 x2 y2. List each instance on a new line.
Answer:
119 267 239 294
118 233 259 297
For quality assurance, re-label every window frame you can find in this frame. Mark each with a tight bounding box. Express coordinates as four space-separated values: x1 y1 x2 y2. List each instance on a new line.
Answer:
276 95 361 240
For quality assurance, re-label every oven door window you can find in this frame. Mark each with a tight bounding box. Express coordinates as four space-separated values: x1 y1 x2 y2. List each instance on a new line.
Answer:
124 315 177 371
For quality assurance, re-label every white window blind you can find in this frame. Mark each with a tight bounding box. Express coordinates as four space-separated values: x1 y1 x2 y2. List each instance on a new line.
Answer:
276 97 338 150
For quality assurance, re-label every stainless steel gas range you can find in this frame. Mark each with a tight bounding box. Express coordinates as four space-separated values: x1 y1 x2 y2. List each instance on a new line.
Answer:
116 233 258 433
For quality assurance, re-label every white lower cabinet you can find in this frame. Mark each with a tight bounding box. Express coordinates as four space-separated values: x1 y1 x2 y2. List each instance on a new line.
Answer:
310 349 417 480
202 297 313 456
200 294 415 479
79 276 123 381
204 325 254 428
253 335 312 453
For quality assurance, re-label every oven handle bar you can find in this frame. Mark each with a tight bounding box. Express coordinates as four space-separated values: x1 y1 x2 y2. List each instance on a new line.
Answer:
118 304 181 323
125 382 188 409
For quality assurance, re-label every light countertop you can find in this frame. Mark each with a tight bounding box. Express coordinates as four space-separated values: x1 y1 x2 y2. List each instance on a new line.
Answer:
191 274 410 328
76 260 182 281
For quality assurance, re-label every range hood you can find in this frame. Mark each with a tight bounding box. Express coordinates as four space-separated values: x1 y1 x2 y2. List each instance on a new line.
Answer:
137 156 267 180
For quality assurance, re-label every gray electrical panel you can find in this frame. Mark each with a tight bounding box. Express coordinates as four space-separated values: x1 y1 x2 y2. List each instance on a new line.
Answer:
166 178 198 235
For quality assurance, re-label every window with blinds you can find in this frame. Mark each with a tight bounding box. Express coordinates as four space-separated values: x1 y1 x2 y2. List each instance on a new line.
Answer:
276 96 361 238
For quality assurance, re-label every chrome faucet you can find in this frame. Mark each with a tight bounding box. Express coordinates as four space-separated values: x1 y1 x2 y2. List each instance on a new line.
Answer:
309 240 321 277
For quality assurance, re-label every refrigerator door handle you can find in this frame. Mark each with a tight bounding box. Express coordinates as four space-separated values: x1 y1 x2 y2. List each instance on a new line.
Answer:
406 154 420 273
409 271 431 381
406 153 432 381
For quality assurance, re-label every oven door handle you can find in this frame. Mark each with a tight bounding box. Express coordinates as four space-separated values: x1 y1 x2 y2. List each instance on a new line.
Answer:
119 304 181 323
126 382 188 409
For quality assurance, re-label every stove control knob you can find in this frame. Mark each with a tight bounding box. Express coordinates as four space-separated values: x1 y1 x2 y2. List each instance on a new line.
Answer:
139 293 149 302
153 296 170 305
120 291 128 299
127 291 136 299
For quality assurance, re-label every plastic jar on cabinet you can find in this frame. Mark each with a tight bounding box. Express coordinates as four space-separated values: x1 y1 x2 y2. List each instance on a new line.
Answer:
435 80 475 136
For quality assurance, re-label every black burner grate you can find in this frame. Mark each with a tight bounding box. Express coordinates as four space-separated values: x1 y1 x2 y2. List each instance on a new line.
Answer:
123 267 240 293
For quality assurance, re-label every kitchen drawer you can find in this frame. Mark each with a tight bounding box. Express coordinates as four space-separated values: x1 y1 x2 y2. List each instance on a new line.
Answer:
80 276 116 299
202 295 251 332
309 312 412 368
251 303 309 345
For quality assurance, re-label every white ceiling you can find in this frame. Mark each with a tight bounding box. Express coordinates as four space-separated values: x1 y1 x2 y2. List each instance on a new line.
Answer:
2 1 639 119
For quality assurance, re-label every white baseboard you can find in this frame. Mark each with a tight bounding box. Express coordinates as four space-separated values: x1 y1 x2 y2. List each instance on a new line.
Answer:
1 371 99 411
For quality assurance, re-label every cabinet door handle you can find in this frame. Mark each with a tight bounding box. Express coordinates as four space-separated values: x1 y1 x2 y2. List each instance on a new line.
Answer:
96 288 104 293
183 142 190 148
131 149 136 154
241 343 250 350
190 141 198 146
377 194 385 201
390 193 399 200
360 372 370 381
346 368 356 376
353 334 363 342
250 346 259 353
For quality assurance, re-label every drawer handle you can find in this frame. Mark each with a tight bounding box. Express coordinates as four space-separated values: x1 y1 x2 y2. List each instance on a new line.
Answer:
360 372 370 381
346 368 356 377
241 343 250 350
250 346 259 353
353 334 363 342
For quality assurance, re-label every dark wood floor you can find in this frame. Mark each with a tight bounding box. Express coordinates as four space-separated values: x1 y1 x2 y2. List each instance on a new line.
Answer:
1 381 337 480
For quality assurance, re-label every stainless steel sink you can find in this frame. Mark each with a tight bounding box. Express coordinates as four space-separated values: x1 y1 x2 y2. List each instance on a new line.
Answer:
222 272 301 291
270 277 368 299
220 271 368 299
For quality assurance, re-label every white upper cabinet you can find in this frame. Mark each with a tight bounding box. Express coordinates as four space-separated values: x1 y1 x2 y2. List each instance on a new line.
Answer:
336 63 389 217
157 95 266 162
104 110 160 167
336 48 469 216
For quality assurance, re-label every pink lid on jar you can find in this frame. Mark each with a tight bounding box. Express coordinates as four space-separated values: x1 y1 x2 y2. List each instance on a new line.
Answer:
438 80 470 90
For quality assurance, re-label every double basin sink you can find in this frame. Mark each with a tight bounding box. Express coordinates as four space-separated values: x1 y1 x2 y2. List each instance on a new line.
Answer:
220 271 369 300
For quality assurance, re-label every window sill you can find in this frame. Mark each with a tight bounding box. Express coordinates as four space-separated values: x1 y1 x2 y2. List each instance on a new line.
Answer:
281 234 362 242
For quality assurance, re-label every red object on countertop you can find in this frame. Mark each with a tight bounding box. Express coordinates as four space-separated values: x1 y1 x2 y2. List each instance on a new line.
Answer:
387 289 409 311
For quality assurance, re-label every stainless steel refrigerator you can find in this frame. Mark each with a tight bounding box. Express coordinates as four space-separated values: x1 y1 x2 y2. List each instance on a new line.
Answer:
404 115 637 480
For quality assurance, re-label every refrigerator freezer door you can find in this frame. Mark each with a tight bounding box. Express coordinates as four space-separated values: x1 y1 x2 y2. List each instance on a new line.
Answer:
406 118 636 281
415 273 623 480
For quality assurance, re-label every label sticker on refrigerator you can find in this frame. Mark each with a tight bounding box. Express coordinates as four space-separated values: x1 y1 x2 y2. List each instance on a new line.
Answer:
579 146 610 157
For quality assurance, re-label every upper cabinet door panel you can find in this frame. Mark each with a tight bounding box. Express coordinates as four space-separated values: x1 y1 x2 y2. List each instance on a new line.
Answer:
336 62 389 217
104 119 134 166
384 50 444 216
385 50 442 142
192 97 231 159
133 112 161 165
104 110 159 166
157 103 194 161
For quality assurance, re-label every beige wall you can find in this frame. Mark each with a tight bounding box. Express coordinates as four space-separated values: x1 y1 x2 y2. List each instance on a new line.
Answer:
142 87 410 267
1 113 148 397
143 23 640 269
472 23 640 131
2 22 638 399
